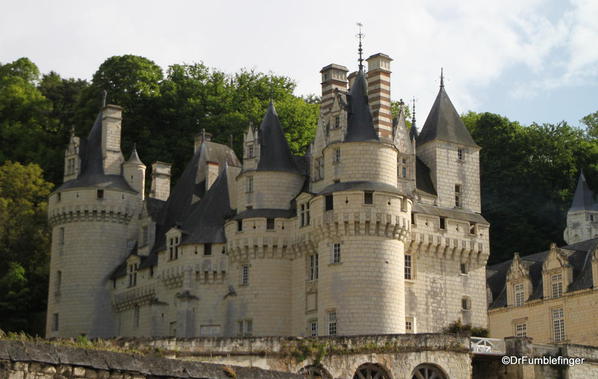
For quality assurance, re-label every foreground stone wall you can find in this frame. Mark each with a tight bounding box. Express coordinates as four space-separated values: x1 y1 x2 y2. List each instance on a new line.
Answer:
0 340 301 379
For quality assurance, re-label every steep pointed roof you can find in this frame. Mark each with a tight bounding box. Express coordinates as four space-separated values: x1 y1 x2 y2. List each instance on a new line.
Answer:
56 109 134 192
257 102 298 172
181 165 233 244
410 124 418 140
417 86 478 147
125 144 144 165
570 171 597 212
345 71 379 142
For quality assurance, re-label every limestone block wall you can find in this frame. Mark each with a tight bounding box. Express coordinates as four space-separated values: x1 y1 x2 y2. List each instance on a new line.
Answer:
314 142 398 192
237 171 304 210
489 288 598 346
408 213 489 331
564 211 598 244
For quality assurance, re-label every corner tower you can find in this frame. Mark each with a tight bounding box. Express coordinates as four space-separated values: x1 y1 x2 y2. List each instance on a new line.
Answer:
416 73 481 212
46 104 143 338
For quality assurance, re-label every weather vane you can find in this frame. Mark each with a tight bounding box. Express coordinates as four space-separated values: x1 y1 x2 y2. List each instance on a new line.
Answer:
440 67 445 88
356 22 364 71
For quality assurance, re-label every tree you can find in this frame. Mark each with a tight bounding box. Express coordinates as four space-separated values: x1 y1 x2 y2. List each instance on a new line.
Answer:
0 161 53 335
581 110 598 138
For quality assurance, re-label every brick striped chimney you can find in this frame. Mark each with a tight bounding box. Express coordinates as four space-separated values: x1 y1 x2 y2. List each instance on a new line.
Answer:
320 64 348 116
366 53 393 139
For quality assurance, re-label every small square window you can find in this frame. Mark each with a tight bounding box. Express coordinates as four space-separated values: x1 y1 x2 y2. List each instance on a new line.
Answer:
364 191 373 205
460 263 468 274
267 218 275 230
97 189 104 199
461 297 471 310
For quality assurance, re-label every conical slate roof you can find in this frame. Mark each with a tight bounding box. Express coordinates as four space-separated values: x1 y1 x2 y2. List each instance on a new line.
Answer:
417 86 478 147
56 109 134 192
570 171 597 212
257 102 298 172
181 165 232 244
345 71 379 142
125 144 144 165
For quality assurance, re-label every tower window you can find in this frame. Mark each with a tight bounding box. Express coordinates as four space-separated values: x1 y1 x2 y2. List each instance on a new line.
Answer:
204 243 212 256
405 254 413 280
461 297 471 311
57 192 61 202
460 263 468 274
237 220 243 232
325 195 334 211
58 227 65 246
128 263 138 287
168 237 179 260
333 147 341 163
240 264 249 286
364 191 373 205
266 218 275 230
334 115 340 129
458 148 464 161
133 305 140 329
439 217 446 230
245 176 253 193
402 166 407 178
454 184 462 208
308 254 319 280
55 271 62 296
332 243 341 264
97 189 104 199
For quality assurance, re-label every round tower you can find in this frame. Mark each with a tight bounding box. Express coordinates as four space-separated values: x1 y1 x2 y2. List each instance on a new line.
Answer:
303 69 411 335
226 102 303 336
46 105 142 338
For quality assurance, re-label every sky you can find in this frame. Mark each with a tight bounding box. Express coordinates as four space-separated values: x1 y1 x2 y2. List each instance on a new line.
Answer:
1 0 597 128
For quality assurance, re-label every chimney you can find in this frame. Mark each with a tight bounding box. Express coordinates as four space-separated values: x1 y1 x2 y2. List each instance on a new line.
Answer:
366 53 393 140
320 64 349 116
101 104 125 175
150 162 171 201
194 129 212 153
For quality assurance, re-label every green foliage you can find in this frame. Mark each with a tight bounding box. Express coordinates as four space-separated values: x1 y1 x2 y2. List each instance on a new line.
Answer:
443 320 489 337
0 162 53 335
582 111 598 138
464 111 598 264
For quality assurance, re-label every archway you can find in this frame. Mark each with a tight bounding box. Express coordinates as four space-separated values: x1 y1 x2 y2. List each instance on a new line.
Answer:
299 364 332 379
353 363 391 379
411 364 447 379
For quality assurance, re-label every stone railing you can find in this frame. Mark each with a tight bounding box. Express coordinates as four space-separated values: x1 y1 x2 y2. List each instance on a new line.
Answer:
470 337 506 355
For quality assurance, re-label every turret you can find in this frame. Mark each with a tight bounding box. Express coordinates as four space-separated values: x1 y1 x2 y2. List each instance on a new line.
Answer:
123 145 146 199
63 128 81 182
320 64 349 116
416 70 481 212
564 170 598 244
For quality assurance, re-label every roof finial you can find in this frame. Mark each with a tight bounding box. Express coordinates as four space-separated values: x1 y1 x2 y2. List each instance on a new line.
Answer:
440 67 445 89
412 97 417 127
102 90 107 107
201 128 206 143
356 22 365 72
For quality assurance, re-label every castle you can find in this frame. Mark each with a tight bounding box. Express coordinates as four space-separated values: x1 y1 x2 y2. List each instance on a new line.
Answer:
46 51 490 339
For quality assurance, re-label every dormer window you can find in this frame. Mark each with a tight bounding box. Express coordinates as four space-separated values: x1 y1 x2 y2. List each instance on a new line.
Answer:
514 283 525 306
245 176 253 193
168 237 180 260
334 115 340 129
67 157 75 175
204 243 212 256
128 263 138 287
247 144 254 159
551 273 563 298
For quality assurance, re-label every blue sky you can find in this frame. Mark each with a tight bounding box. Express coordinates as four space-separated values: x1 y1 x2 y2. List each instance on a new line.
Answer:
1 0 596 128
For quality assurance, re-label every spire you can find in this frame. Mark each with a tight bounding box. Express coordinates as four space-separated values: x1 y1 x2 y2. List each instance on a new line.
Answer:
410 97 418 140
126 143 144 165
570 170 597 211
344 71 379 142
417 78 478 147
440 67 444 89
257 102 297 172
356 22 364 71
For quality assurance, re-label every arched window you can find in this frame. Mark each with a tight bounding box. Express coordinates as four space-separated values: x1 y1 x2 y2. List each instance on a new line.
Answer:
353 363 391 379
411 364 447 379
299 364 332 379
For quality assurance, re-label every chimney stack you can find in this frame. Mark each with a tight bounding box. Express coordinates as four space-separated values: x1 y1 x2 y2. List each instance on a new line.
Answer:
366 53 393 140
101 104 125 175
320 64 349 116
150 162 171 201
